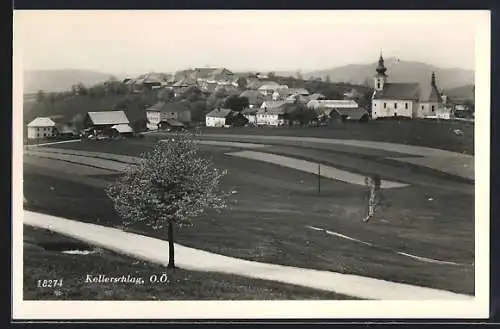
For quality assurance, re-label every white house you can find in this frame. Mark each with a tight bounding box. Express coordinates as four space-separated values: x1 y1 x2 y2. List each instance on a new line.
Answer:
27 117 57 139
371 54 444 119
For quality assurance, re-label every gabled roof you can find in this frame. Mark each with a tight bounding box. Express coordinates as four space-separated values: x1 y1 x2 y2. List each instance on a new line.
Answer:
27 117 56 127
373 83 420 101
111 124 134 133
307 100 359 109
206 108 234 118
261 100 286 109
87 111 129 125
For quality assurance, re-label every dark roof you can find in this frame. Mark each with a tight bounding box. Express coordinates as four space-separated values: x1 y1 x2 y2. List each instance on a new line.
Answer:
241 108 258 115
373 83 420 101
419 83 442 103
146 101 191 113
206 108 234 118
161 119 185 127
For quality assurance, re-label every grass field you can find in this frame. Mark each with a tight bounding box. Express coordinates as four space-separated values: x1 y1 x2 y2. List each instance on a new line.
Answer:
23 138 475 295
197 119 474 155
24 225 352 300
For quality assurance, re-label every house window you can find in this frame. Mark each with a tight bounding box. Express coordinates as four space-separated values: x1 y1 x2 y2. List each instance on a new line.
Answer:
421 105 424 110
383 103 387 109
431 105 435 112
394 103 398 109
377 82 380 89
405 103 408 109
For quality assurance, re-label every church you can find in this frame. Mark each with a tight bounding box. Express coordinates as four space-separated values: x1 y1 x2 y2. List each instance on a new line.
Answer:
371 54 444 119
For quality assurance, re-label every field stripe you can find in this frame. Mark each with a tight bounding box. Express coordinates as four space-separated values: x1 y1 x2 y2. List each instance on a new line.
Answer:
25 139 81 147
24 211 472 300
307 225 469 267
227 151 409 189
24 150 131 172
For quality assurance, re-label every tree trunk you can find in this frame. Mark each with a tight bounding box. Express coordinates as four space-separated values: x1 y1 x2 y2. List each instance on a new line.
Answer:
167 220 176 269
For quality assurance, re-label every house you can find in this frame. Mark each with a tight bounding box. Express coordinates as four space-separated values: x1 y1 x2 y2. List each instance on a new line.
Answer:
145 101 192 130
371 54 445 119
172 79 197 96
309 93 326 101
261 100 286 111
205 108 248 127
288 88 310 96
241 108 258 125
272 88 292 101
256 106 288 127
258 83 287 96
285 94 310 104
329 108 370 122
84 111 132 135
27 117 57 139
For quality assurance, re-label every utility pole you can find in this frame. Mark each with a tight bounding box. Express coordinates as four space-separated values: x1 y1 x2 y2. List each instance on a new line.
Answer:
317 163 321 194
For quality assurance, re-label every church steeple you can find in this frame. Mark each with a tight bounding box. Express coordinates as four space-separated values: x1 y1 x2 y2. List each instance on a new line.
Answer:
376 53 387 77
431 71 436 86
374 52 388 91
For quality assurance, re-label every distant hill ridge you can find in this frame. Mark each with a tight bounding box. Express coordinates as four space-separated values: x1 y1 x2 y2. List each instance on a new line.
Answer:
23 69 125 94
304 57 474 92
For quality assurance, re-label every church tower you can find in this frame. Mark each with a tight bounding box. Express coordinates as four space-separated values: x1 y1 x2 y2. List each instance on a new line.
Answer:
374 53 388 91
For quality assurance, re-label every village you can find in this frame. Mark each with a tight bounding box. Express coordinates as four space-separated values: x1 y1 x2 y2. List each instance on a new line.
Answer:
25 54 474 141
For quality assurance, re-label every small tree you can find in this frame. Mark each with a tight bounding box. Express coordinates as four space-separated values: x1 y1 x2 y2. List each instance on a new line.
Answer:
105 131 227 269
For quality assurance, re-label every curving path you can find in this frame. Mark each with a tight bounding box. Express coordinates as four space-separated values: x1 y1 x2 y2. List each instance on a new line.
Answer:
23 211 472 300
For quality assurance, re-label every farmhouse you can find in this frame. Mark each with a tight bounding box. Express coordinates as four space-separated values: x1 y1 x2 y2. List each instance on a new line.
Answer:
205 108 248 127
256 105 288 127
258 83 288 96
146 101 191 130
241 108 258 124
84 111 132 135
330 108 370 122
371 54 445 119
27 117 57 139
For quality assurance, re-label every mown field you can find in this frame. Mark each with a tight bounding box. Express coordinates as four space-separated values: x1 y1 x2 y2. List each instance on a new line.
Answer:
24 225 351 300
23 138 475 295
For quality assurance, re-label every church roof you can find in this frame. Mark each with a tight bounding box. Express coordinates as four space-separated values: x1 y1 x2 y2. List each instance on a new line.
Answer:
419 83 441 103
373 83 420 101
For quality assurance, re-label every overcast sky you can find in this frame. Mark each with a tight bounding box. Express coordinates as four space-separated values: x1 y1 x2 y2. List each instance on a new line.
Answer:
14 10 486 76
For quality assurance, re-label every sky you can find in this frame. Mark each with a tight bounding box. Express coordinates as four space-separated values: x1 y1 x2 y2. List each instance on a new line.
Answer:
14 10 485 76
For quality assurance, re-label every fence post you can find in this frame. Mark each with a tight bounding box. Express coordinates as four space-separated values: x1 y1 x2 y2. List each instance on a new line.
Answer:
318 163 321 194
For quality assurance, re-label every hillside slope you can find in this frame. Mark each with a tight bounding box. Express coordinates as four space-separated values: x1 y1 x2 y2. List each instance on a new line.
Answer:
23 69 120 94
305 58 474 91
